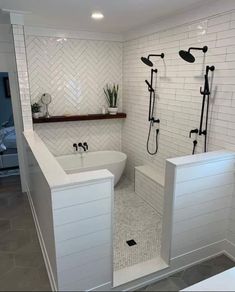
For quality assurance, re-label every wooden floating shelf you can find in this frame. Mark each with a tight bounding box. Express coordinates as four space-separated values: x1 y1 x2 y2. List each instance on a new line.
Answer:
33 113 127 124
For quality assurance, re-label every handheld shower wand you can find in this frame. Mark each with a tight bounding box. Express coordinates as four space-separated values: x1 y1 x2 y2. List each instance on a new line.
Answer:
141 53 164 155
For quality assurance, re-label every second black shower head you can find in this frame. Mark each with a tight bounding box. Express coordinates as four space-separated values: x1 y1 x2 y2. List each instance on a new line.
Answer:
179 46 208 63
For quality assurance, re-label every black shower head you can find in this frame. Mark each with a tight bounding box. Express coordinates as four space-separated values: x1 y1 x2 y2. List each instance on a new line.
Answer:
141 53 164 67
179 50 195 63
179 46 208 63
141 57 153 67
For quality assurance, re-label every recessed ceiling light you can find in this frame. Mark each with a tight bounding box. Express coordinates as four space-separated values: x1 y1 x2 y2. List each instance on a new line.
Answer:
91 12 104 20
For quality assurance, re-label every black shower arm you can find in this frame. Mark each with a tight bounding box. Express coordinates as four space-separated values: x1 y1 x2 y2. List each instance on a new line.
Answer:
188 46 208 53
188 47 203 52
148 53 164 59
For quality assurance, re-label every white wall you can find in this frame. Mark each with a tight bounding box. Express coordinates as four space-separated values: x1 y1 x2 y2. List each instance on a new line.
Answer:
25 139 58 288
34 119 122 156
122 10 235 180
52 179 113 291
169 152 235 258
23 33 123 155
227 181 235 253
24 130 114 291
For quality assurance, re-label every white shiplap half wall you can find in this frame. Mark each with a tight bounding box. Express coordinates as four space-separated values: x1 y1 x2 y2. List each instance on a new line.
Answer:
166 151 235 259
122 10 235 180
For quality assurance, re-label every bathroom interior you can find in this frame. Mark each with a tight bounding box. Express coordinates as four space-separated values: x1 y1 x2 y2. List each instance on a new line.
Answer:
0 0 235 291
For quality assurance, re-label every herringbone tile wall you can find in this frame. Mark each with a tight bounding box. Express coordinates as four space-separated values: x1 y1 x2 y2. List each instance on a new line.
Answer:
34 120 122 156
25 36 123 155
26 36 122 115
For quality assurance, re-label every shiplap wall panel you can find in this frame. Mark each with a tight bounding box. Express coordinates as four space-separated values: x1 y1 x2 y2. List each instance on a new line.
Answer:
52 178 112 291
58 256 111 287
55 214 110 242
56 229 110 257
53 197 111 226
168 153 235 259
52 181 110 209
60 267 111 291
56 243 110 272
228 186 235 248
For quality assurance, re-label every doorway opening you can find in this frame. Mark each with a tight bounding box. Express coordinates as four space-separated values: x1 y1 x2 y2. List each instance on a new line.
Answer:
0 72 19 177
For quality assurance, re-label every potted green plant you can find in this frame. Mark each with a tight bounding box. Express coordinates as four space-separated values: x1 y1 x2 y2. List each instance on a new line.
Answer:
31 102 41 119
104 84 119 115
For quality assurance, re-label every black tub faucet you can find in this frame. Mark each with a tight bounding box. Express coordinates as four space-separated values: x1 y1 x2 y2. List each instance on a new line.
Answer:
73 143 78 151
83 142 88 151
78 142 89 152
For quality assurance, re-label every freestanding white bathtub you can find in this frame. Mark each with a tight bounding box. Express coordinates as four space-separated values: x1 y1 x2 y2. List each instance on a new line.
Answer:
56 151 127 186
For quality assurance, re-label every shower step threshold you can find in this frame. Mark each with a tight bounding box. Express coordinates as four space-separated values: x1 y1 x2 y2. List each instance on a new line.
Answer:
113 256 168 287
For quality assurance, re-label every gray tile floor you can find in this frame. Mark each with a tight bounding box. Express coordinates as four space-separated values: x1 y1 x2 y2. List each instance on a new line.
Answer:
1 175 235 291
138 254 235 291
0 175 51 291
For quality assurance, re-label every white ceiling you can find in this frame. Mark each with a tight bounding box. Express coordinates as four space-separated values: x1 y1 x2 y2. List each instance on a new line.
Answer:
0 0 212 33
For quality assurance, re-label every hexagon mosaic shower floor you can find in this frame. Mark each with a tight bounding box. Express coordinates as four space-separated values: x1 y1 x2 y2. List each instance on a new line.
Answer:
114 177 162 271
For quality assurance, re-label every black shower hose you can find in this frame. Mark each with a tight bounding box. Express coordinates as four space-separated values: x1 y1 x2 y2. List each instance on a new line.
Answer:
147 120 159 155
147 91 159 155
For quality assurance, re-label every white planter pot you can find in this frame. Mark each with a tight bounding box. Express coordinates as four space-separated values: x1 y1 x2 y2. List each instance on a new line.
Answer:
33 112 40 119
108 107 118 115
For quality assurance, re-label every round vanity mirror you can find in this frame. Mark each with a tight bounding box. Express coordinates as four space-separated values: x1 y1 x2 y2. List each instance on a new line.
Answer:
41 93 52 118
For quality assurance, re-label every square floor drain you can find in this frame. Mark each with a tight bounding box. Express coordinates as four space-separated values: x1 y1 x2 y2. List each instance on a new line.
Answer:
126 239 137 246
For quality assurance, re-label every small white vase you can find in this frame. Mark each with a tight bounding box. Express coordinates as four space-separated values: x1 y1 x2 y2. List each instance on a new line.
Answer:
108 107 118 115
33 112 40 119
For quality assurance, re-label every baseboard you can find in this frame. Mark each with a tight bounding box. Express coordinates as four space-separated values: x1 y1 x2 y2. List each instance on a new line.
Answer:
25 185 58 291
118 240 225 291
223 239 235 261
89 281 112 291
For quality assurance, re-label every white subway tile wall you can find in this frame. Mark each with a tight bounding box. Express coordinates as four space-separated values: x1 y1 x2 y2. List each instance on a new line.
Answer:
122 11 235 180
12 25 33 130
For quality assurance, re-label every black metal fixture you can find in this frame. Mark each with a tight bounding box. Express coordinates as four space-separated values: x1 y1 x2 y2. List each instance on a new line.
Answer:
179 46 208 63
192 140 198 155
188 65 215 153
78 142 87 152
73 143 78 151
199 65 215 152
73 142 89 152
179 46 215 154
83 142 88 151
141 53 164 155
141 53 164 67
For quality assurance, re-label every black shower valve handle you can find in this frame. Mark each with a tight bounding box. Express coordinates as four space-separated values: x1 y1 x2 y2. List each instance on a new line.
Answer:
73 143 78 151
189 128 198 138
150 117 160 123
83 142 88 150
153 118 160 124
